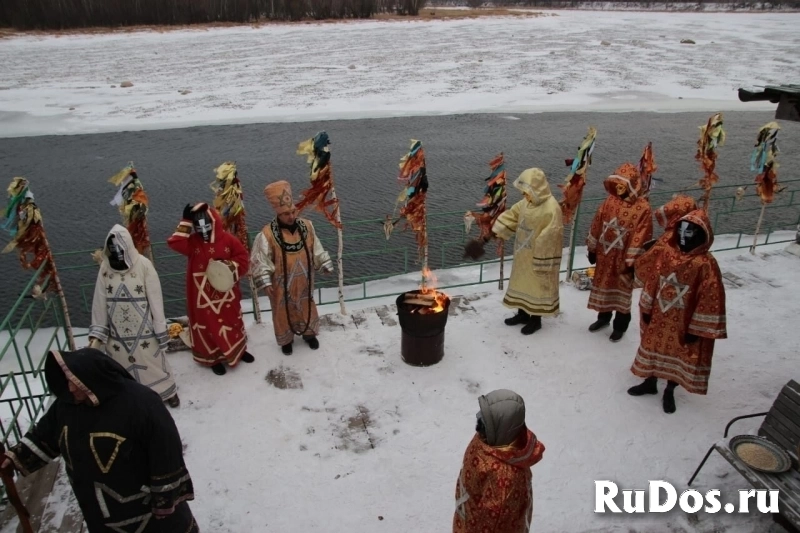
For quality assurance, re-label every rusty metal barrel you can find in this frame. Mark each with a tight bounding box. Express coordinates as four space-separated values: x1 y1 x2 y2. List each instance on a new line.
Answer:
396 290 451 366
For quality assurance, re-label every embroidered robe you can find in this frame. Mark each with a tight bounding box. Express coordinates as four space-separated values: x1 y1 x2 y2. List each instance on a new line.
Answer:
89 225 176 401
632 210 727 394
453 430 545 533
250 218 332 346
587 177 652 313
167 207 249 366
6 350 198 532
492 169 563 316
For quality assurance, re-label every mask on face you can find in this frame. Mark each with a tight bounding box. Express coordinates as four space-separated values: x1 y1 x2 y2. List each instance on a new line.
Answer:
193 210 213 243
615 182 628 198
107 235 127 271
677 220 705 253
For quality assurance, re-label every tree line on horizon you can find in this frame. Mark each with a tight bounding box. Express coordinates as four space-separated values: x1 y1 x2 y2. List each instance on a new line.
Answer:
0 0 426 29
1 0 795 29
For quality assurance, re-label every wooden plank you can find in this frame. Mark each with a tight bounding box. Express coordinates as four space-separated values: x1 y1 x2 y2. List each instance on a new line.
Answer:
769 403 800 446
781 381 800 406
759 422 797 455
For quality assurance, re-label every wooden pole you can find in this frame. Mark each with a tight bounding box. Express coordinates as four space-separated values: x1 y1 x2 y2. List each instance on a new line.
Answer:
750 203 767 255
498 240 505 290
41 234 76 351
241 216 262 324
0 444 34 533
329 188 347 316
564 201 582 283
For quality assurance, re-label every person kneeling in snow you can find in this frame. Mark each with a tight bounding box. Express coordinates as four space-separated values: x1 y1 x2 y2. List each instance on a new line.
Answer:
630 209 727 413
1 349 198 532
453 389 545 533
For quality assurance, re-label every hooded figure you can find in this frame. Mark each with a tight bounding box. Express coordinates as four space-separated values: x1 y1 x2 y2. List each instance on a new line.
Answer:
491 168 564 335
88 225 179 407
250 181 333 356
1 349 198 532
167 202 253 375
453 389 545 533
630 209 727 413
586 163 653 342
634 194 698 288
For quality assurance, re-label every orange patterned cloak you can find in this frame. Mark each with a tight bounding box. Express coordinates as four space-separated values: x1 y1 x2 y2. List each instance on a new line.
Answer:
453 429 545 533
586 164 653 313
632 209 727 394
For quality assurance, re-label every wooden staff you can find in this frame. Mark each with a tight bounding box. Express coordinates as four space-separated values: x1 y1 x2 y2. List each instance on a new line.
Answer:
0 443 35 533
42 232 76 351
750 203 767 255
498 240 505 290
330 188 346 316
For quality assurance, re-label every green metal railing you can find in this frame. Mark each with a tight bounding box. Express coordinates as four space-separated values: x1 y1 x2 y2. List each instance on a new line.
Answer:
1 178 798 452
0 259 67 450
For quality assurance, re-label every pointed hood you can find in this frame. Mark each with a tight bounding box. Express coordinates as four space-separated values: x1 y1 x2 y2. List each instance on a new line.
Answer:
603 163 640 202
513 168 553 207
676 208 714 255
44 349 134 406
190 202 224 244
655 195 697 230
103 224 140 270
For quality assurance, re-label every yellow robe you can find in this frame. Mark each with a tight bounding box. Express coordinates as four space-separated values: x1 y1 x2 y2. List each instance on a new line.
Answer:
492 169 564 316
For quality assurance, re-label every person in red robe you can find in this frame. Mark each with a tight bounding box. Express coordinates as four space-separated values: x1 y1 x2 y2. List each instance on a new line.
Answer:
634 194 698 288
586 163 653 342
630 209 727 413
453 389 545 533
167 202 254 375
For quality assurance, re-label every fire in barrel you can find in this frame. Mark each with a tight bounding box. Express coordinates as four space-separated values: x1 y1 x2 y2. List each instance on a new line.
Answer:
396 268 451 366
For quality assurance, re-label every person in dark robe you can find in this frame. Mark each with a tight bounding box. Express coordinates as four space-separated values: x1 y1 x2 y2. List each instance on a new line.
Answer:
0 349 199 532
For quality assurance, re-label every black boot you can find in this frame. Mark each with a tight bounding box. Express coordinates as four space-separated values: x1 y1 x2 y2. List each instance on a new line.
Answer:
281 343 293 355
303 336 319 350
663 381 678 414
505 310 530 326
628 377 658 396
166 394 180 408
521 315 542 335
589 312 612 332
610 312 631 342
241 351 255 363
211 363 226 376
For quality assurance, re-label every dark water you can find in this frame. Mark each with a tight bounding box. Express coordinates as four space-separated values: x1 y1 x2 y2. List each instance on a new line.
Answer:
1 111 798 325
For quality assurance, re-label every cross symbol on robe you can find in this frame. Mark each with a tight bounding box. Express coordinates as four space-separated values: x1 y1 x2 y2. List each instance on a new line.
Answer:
600 217 628 254
656 272 690 313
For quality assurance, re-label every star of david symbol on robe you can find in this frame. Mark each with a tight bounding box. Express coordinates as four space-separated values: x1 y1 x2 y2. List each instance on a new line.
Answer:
193 271 235 314
514 218 536 253
599 217 628 254
108 285 152 355
275 260 311 316
656 272 690 313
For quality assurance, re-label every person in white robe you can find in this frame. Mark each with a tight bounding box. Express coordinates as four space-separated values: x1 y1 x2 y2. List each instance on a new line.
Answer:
88 225 179 407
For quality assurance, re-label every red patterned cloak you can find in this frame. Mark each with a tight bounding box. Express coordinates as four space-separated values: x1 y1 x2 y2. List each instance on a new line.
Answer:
453 429 545 533
167 206 250 367
586 164 653 313
632 209 727 394
634 194 698 288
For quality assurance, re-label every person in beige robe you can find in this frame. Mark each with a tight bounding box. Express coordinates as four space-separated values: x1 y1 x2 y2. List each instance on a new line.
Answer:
491 168 564 335
89 225 179 407
251 180 333 355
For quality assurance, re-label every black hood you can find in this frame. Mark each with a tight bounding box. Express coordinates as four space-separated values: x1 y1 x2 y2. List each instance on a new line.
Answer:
44 348 135 406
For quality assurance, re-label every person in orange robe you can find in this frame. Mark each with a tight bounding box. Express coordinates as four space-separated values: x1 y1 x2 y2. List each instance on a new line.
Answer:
630 209 727 413
453 389 545 533
634 194 698 288
167 202 254 375
250 181 333 355
586 163 653 342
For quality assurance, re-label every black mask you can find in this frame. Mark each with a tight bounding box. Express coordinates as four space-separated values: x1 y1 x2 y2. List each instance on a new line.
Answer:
107 235 127 271
676 220 706 253
193 210 213 243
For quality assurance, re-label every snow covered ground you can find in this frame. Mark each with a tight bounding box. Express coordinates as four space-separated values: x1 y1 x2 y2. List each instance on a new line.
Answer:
2 239 799 532
1 10 798 137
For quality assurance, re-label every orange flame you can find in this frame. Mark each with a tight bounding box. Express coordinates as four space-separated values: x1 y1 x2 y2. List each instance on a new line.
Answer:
420 267 447 313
